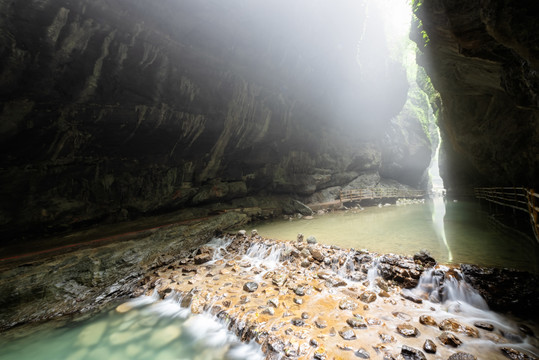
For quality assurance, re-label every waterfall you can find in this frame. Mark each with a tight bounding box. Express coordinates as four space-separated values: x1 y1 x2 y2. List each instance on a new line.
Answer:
112 293 265 359
407 267 487 310
336 251 356 279
366 257 380 289
204 237 234 262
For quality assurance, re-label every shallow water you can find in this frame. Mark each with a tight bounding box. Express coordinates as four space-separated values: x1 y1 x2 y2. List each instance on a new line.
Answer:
1 233 538 360
0 295 264 360
254 200 539 273
2 202 538 360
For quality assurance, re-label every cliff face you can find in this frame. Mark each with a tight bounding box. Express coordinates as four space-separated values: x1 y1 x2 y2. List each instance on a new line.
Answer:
0 0 431 239
412 0 538 190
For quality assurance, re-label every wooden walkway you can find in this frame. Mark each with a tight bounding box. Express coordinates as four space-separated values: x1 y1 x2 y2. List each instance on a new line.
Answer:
474 187 539 243
339 188 425 203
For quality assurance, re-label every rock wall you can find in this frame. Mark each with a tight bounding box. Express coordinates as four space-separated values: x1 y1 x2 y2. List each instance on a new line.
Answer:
412 0 538 190
0 0 431 240
0 211 247 330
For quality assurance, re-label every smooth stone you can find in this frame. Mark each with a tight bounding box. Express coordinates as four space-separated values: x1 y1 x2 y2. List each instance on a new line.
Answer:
337 344 354 351
423 339 437 353
307 236 317 244
347 318 367 329
294 297 303 304
77 321 108 346
355 347 370 358
243 282 258 292
359 291 377 303
301 312 310 319
115 302 133 313
268 298 279 308
419 314 437 326
379 333 395 343
474 321 494 331
339 327 357 340
392 311 412 321
447 352 477 360
315 319 328 329
339 299 358 310
396 323 419 337
366 318 382 326
301 259 311 268
148 325 181 347
500 347 537 360
262 307 275 315
439 318 479 337
401 345 427 360
400 291 423 304
438 331 462 347
311 249 325 262
314 348 327 359
295 286 306 296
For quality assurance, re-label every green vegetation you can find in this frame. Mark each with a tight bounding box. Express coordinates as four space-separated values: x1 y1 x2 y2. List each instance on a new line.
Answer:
411 0 430 48
416 66 441 121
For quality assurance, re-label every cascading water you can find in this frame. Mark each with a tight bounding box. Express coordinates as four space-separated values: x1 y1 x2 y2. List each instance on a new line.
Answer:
204 237 235 263
243 241 286 283
407 267 488 310
366 257 380 290
0 291 265 360
403 267 539 358
336 251 356 279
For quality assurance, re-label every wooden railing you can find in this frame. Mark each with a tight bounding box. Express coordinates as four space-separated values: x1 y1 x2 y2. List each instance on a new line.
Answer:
474 187 539 242
339 188 425 203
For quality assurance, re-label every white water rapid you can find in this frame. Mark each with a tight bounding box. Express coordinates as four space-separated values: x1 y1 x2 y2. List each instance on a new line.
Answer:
404 268 539 358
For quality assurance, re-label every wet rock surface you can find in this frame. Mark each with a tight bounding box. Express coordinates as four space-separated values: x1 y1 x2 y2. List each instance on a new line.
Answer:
0 0 427 243
423 339 436 353
459 264 539 318
130 235 539 360
0 212 247 331
401 345 427 360
447 352 477 360
438 332 462 347
412 0 539 190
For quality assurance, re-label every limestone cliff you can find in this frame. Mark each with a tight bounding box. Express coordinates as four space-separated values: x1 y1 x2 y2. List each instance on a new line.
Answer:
412 0 538 191
0 0 430 240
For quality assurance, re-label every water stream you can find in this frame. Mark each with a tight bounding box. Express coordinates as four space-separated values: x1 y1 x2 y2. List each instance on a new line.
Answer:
1 232 538 359
254 200 539 274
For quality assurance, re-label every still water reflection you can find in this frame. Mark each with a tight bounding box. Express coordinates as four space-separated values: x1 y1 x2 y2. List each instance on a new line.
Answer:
254 200 539 273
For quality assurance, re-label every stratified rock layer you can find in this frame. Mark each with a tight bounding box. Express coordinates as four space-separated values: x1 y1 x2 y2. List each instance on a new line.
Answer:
0 0 430 240
412 0 539 190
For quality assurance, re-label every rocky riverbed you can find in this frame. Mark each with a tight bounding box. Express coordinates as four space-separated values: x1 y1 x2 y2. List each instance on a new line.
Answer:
130 232 539 360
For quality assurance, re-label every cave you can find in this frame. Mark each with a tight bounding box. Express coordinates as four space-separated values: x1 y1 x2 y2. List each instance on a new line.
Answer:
0 0 538 359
